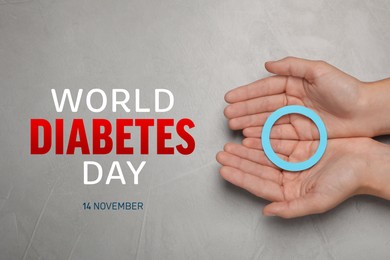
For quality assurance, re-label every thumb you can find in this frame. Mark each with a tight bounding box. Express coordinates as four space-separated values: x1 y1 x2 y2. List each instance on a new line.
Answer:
263 194 328 219
265 57 331 82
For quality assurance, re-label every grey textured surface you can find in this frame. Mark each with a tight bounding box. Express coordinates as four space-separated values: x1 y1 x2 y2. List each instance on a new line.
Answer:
1 0 390 259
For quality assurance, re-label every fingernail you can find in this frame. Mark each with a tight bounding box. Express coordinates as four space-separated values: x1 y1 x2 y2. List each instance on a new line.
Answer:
224 93 231 102
264 211 276 217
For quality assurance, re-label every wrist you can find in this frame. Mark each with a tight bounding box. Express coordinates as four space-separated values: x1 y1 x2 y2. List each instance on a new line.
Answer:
359 141 390 200
358 79 390 137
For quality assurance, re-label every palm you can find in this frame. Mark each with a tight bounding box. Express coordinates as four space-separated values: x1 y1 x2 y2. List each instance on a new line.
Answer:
216 137 371 218
273 138 362 203
283 69 362 139
224 57 364 139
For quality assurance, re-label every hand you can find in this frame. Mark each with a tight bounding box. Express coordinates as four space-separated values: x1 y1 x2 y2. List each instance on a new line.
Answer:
224 57 376 139
216 137 381 218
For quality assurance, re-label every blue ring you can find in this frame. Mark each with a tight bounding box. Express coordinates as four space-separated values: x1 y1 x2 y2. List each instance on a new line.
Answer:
261 105 327 172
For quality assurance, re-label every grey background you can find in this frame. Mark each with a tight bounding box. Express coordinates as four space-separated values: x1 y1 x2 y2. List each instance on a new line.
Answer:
1 0 390 259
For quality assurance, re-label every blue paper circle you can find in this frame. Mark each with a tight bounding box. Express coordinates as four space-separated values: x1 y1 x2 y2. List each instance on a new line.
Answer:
261 105 328 172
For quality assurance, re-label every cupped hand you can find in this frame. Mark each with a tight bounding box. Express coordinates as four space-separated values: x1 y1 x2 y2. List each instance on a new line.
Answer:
224 57 371 139
216 137 376 218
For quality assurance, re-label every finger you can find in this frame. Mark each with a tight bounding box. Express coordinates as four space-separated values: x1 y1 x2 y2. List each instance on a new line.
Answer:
228 112 290 130
242 138 298 157
224 94 287 119
223 142 282 169
225 76 287 103
243 137 320 166
222 143 282 173
219 166 284 202
263 193 328 218
243 125 299 140
216 151 281 183
265 57 330 82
